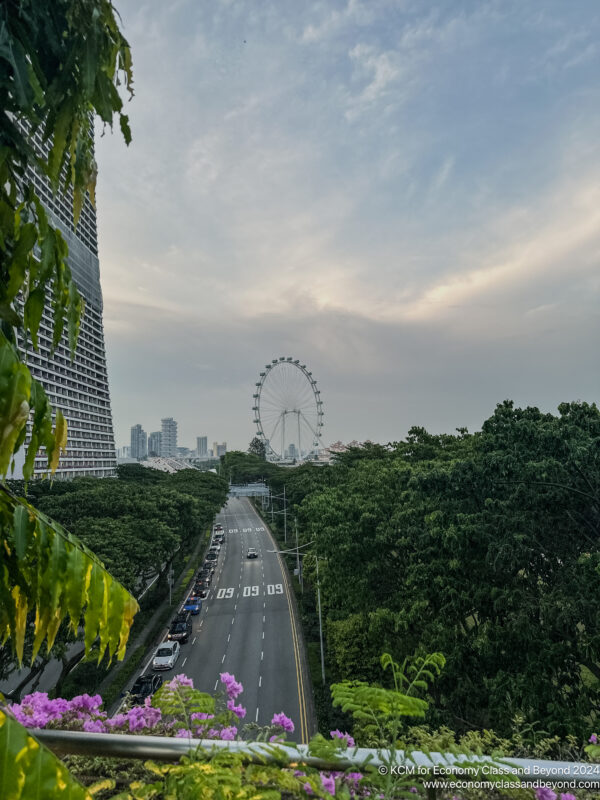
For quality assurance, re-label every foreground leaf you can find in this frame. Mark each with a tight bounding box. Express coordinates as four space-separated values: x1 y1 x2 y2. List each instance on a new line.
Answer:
0 709 91 800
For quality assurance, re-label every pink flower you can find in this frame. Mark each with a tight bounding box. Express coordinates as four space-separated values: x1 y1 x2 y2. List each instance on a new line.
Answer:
535 789 557 800
271 712 294 733
220 672 243 700
320 774 336 795
191 712 214 722
227 699 247 718
303 782 313 795
560 795 577 800
589 734 598 744
220 726 237 740
83 719 106 733
175 728 194 738
165 674 194 690
330 729 355 747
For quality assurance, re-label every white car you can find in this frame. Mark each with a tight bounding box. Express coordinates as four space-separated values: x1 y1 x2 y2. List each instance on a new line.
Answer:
152 640 180 671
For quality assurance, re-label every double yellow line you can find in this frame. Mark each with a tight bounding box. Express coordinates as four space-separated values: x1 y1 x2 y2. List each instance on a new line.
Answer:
276 550 309 743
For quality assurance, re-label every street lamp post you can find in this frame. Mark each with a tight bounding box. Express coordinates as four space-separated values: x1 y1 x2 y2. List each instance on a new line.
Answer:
315 556 325 684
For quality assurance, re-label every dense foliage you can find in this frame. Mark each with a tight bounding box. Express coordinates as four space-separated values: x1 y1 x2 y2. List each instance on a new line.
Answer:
19 465 228 592
235 401 600 742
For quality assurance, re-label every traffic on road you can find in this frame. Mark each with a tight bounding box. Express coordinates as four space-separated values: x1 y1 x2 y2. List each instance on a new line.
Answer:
122 497 311 742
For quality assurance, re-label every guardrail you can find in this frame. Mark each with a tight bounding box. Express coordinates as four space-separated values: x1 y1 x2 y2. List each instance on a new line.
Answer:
33 729 599 785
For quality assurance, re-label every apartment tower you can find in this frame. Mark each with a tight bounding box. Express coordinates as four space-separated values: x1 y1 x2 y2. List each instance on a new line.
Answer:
18 123 117 477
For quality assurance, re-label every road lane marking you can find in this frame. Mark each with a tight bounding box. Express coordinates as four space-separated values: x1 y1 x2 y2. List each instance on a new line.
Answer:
182 657 187 666
263 615 265 623
262 631 264 639
222 654 226 663
192 637 197 644
232 617 235 625
255 707 259 722
259 675 262 687
228 633 231 641
214 680 218 691
261 651 264 660
275 545 309 743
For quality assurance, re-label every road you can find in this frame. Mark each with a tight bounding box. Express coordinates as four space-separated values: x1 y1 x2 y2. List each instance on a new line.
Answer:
133 496 312 743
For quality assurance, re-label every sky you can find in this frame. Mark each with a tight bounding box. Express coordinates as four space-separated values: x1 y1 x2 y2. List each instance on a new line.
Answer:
95 0 600 452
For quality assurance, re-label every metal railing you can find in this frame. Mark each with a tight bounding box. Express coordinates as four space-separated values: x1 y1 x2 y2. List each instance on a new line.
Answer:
33 729 599 785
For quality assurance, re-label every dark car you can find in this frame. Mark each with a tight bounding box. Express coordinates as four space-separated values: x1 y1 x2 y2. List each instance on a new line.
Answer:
129 674 163 703
168 619 191 643
205 552 217 562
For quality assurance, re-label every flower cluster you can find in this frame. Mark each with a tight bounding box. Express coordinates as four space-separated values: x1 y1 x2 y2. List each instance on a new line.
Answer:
271 711 295 733
330 728 355 748
535 789 576 800
294 768 364 797
219 671 243 700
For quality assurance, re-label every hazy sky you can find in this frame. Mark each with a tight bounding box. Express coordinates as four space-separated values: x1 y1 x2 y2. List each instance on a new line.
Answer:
96 0 600 452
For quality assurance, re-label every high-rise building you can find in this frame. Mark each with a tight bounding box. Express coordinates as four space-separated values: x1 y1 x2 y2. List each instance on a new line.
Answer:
17 122 117 478
161 418 178 457
148 431 162 457
196 436 208 457
130 424 147 460
213 441 227 458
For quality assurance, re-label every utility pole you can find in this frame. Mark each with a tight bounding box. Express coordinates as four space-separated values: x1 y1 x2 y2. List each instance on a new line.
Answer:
316 556 325 684
283 484 287 544
168 567 174 606
295 518 302 592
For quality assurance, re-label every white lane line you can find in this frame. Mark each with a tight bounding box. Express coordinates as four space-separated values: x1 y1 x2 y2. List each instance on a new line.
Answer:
140 653 154 676
263 615 265 623
182 657 187 666
263 602 266 609
262 631 265 639
192 637 197 645
222 654 226 663
228 633 231 641
232 617 235 625
259 675 262 687
261 651 264 660
255 707 259 722
214 679 219 691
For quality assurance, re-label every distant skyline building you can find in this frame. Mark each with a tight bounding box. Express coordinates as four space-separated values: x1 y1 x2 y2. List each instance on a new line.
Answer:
17 121 116 478
197 436 208 457
161 417 178 457
130 424 147 460
148 431 162 457
213 441 227 458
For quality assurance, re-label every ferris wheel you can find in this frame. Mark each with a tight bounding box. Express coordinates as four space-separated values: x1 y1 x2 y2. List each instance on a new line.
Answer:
252 357 324 461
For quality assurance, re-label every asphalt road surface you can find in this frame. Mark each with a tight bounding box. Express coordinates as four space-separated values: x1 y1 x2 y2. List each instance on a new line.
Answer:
135 496 312 743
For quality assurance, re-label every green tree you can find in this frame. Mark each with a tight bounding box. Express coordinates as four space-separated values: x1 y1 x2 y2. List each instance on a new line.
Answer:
0 0 138 795
248 436 266 460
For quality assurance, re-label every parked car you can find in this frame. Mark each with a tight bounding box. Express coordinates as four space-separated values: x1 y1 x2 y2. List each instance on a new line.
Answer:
214 524 223 531
168 618 191 643
183 596 202 615
247 548 258 559
152 641 180 670
205 552 217 562
129 674 163 703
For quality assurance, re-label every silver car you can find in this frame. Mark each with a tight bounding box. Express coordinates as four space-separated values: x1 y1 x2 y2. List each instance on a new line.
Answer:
152 640 180 671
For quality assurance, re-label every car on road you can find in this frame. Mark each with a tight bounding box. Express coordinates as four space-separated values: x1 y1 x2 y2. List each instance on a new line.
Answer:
247 548 258 559
205 552 217 562
152 641 180 670
167 617 191 643
209 542 221 552
183 596 202 615
128 674 163 703
214 524 223 531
